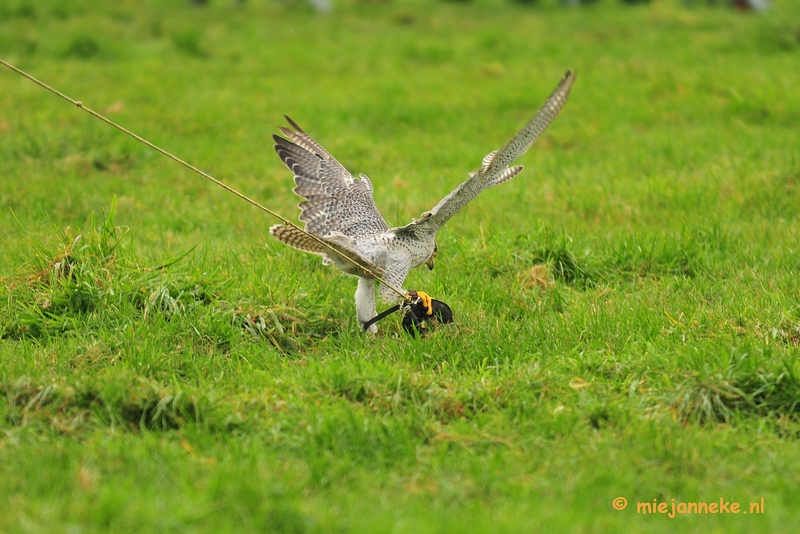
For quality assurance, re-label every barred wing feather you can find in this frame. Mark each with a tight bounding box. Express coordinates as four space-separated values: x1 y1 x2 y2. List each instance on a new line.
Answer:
273 118 389 239
410 69 576 233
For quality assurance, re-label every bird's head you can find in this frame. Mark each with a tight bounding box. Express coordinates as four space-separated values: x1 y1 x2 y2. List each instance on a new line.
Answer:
425 243 438 270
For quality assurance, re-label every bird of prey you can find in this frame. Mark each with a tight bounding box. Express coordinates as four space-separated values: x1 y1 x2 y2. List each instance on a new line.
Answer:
270 70 576 333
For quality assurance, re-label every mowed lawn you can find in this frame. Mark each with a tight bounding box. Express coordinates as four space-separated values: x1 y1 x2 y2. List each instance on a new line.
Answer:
2 0 800 532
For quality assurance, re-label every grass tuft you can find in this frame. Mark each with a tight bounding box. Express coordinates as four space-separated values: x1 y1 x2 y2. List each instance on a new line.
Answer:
233 304 339 352
171 29 210 58
666 349 800 424
64 36 101 59
517 227 598 289
2 375 228 433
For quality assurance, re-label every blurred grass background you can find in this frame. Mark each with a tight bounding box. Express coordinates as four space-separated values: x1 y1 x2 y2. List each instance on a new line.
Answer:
1 0 800 532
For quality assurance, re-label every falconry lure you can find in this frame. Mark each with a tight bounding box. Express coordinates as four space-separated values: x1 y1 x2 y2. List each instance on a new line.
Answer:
270 70 576 333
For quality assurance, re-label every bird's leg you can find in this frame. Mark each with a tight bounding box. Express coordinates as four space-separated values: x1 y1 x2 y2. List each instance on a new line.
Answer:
355 277 378 333
406 290 434 316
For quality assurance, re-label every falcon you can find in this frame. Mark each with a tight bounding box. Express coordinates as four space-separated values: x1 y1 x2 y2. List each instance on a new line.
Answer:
270 70 576 333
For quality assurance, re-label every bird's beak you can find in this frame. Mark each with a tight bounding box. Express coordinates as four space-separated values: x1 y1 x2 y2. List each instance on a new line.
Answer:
425 256 435 271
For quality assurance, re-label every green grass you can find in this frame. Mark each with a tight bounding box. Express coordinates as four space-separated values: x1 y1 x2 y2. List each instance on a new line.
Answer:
2 0 800 532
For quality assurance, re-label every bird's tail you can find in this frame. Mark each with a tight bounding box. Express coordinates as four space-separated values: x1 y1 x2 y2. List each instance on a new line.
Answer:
269 225 386 278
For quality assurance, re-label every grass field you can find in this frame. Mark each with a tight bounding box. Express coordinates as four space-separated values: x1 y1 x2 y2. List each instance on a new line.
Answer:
2 0 800 532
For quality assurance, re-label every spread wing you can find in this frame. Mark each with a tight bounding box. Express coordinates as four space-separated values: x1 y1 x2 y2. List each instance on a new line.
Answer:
397 69 576 235
273 116 389 239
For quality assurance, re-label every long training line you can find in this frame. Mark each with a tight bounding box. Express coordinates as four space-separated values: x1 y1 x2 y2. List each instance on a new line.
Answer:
0 58 408 300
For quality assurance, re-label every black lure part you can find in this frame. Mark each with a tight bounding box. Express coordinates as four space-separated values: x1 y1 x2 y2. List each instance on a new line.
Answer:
402 298 453 337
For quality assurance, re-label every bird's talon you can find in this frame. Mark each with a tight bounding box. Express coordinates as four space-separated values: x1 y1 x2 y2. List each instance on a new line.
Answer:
406 290 434 316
